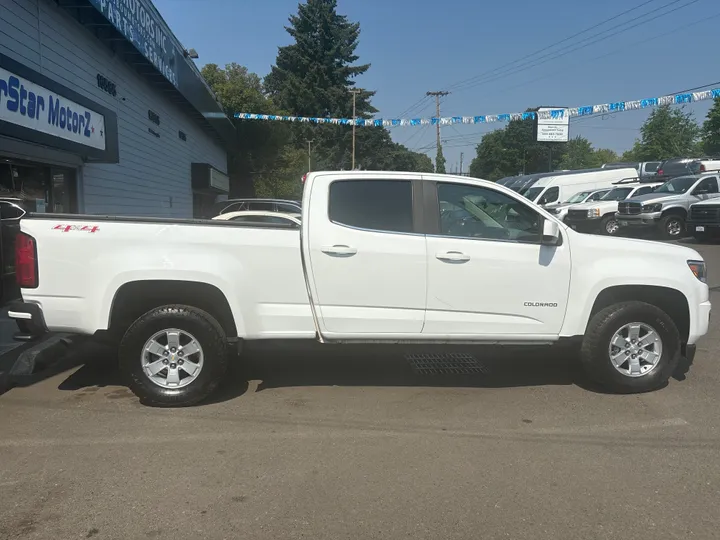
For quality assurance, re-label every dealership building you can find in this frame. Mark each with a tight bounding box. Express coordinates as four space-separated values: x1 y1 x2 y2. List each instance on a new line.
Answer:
0 0 237 218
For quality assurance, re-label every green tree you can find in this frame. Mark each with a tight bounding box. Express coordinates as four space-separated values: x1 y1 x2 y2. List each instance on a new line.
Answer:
702 97 720 156
435 144 447 173
625 105 701 161
265 0 427 172
468 116 568 180
594 148 619 166
557 136 597 170
202 63 290 197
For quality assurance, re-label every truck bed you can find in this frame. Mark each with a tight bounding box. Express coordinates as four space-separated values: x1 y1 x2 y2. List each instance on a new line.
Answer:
18 213 314 338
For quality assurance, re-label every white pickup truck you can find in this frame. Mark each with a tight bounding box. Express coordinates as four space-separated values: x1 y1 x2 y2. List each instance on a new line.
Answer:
9 171 711 406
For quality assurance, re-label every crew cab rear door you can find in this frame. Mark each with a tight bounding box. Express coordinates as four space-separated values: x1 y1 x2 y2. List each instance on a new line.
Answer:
301 173 427 338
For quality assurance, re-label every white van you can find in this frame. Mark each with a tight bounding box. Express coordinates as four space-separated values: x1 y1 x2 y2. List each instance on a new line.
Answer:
522 168 639 206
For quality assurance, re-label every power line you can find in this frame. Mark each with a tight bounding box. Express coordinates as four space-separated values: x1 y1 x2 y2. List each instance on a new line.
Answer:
449 0 701 94
446 0 665 93
477 11 720 101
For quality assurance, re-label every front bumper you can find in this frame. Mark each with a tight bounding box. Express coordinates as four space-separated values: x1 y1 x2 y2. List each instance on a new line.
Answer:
689 300 712 345
564 217 601 232
686 222 720 235
616 212 662 228
7 302 48 342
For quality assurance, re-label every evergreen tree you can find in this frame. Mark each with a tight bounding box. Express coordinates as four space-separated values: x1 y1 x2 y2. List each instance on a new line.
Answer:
702 97 720 156
435 145 447 174
265 0 427 172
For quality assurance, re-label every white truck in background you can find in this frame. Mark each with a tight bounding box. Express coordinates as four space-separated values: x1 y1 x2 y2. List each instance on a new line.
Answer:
9 171 711 406
522 167 639 207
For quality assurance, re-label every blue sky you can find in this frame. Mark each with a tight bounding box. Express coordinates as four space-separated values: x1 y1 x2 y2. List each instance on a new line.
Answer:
154 0 718 171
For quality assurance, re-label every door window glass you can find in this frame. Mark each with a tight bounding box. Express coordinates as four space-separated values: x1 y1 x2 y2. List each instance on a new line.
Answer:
538 186 559 205
694 177 719 194
645 162 660 173
329 180 414 233
437 183 542 243
588 190 608 201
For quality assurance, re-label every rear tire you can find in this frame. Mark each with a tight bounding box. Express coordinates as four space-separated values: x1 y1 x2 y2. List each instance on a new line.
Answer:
600 215 620 236
580 301 680 394
659 214 685 240
119 305 229 407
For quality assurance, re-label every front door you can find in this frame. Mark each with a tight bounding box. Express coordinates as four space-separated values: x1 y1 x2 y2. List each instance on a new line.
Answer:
424 181 571 337
305 177 427 336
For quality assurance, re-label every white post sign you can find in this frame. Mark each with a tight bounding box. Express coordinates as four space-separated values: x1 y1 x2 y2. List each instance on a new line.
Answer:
0 67 107 150
536 107 569 142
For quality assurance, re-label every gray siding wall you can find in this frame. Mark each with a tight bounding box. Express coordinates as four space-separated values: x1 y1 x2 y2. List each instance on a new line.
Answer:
1 0 227 217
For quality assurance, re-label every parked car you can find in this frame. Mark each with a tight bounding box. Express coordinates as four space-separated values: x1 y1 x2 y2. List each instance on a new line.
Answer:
523 168 638 206
212 210 301 228
564 182 662 235
654 158 720 182
209 198 302 218
9 171 710 406
616 173 720 239
686 198 720 241
602 161 661 178
544 188 612 221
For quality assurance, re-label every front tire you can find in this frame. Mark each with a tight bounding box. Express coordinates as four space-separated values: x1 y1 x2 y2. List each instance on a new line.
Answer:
659 214 685 240
580 301 681 393
600 215 620 236
119 305 229 407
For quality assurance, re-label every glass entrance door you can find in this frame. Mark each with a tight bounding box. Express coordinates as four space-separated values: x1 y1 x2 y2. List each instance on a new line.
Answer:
50 168 77 213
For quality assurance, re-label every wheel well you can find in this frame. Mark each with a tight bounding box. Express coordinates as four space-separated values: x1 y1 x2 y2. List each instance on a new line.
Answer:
589 285 689 342
108 280 237 338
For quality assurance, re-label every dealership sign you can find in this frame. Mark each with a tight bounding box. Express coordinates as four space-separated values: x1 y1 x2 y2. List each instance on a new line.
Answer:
0 67 106 150
536 107 570 143
87 0 179 88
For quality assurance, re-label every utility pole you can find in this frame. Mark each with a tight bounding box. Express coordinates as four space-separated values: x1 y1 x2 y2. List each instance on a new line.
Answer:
460 152 464 175
426 90 450 157
306 139 313 173
350 89 361 170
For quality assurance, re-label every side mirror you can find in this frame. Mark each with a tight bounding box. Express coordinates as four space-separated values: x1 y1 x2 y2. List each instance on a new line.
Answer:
541 219 561 246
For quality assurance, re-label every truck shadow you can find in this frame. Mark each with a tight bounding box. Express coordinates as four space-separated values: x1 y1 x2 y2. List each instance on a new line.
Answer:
50 339 693 404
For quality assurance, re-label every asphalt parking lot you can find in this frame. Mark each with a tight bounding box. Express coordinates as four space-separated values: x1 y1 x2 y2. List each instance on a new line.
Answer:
1 239 719 540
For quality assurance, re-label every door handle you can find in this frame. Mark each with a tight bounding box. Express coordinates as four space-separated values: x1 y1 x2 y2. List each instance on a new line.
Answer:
436 251 470 262
321 245 358 256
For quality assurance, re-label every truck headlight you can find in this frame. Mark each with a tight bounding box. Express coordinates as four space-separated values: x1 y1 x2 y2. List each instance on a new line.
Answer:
688 260 707 283
642 203 662 212
587 208 600 218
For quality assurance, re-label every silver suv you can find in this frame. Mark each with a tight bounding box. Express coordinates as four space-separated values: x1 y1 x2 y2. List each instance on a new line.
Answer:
615 174 720 239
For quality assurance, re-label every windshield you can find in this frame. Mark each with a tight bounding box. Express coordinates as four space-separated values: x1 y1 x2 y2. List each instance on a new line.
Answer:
600 188 634 201
564 191 592 204
523 187 544 201
654 176 697 194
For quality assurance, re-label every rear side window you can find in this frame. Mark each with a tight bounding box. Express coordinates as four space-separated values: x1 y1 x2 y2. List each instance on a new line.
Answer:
329 180 414 233
644 162 660 173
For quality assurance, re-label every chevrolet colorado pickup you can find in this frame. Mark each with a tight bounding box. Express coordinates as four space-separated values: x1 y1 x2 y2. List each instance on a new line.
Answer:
9 171 711 406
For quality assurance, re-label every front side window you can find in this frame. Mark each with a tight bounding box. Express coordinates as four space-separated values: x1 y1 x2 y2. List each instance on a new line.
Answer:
437 183 542 243
329 180 414 233
538 187 559 205
693 176 719 194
